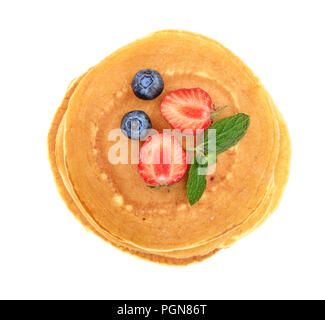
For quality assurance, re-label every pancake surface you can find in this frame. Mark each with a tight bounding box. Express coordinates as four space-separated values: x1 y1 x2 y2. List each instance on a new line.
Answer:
48 30 291 264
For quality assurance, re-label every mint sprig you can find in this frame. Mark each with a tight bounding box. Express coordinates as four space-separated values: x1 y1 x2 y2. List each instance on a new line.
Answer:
186 113 250 206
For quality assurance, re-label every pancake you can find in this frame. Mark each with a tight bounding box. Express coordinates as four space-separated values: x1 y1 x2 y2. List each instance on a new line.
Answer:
48 30 291 265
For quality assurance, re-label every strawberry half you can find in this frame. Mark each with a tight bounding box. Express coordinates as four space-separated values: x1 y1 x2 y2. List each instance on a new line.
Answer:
160 88 214 134
138 133 188 186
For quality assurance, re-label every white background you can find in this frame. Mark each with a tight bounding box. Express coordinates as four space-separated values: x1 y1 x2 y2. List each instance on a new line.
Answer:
0 0 324 300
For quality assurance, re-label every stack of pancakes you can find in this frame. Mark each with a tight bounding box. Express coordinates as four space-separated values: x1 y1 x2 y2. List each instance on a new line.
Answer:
48 30 290 265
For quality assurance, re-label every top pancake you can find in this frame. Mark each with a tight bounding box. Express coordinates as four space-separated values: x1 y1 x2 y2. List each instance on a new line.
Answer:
52 30 289 256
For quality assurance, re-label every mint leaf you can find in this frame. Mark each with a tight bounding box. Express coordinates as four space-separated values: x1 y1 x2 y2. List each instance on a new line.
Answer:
204 113 250 155
186 158 208 206
186 113 250 206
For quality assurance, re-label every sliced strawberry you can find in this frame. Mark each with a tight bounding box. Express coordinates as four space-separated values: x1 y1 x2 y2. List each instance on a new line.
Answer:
160 88 214 134
138 133 188 186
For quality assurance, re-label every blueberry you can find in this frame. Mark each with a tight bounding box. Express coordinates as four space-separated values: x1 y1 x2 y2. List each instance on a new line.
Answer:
121 110 152 140
131 69 164 100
